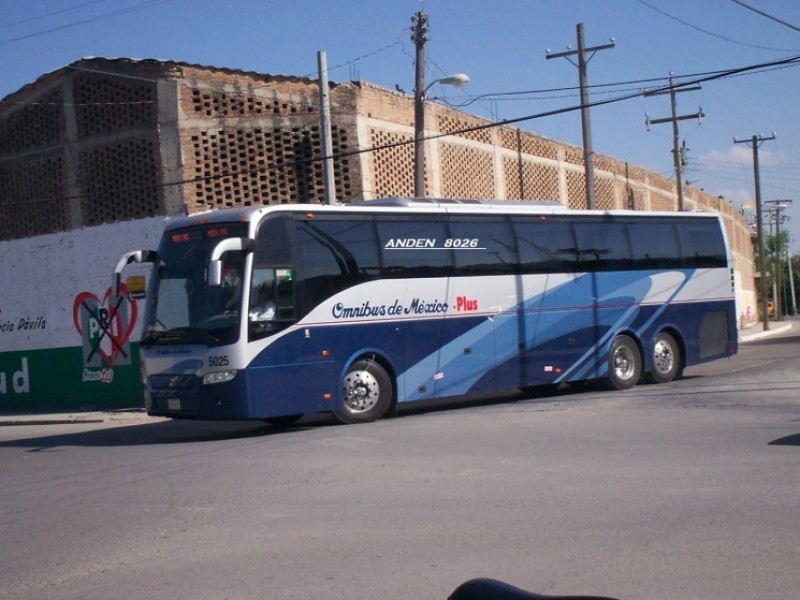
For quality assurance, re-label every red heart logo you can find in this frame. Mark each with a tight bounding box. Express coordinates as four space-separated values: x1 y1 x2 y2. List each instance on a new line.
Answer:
73 284 138 368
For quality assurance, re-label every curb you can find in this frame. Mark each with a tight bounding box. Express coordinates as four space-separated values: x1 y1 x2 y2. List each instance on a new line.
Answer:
0 409 164 427
739 320 794 343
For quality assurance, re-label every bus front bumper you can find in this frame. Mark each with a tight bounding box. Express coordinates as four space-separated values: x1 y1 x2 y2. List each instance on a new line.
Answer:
144 371 251 419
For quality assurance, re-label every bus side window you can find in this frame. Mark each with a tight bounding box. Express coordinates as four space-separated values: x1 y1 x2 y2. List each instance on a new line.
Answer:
250 216 297 339
275 273 296 320
574 220 632 271
628 221 681 270
249 269 277 321
293 218 379 308
448 216 517 276
514 219 578 274
377 217 454 278
677 221 727 268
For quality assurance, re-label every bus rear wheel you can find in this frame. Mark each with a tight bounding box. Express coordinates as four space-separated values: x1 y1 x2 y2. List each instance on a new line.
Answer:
335 359 392 424
646 331 682 384
603 334 641 390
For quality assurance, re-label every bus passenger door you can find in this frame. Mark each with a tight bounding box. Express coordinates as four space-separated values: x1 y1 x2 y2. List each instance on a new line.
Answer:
433 216 519 396
429 276 499 398
377 217 456 403
520 272 596 386
515 219 588 386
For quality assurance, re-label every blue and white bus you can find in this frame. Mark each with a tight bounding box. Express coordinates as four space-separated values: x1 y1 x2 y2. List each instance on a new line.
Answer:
114 198 737 425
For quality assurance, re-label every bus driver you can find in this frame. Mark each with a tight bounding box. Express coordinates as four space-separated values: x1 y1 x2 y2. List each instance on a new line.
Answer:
249 283 276 322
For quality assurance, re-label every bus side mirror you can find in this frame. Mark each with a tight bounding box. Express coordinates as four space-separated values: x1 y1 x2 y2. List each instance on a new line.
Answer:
208 259 223 287
113 250 160 297
208 237 254 287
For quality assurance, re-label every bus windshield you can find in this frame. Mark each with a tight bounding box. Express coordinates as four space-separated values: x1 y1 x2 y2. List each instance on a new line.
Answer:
142 223 248 347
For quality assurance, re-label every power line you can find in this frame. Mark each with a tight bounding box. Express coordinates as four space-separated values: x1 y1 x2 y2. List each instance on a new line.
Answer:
0 0 178 46
439 61 800 108
729 0 800 34
300 39 404 79
0 0 110 30
635 0 800 52
5 53 800 209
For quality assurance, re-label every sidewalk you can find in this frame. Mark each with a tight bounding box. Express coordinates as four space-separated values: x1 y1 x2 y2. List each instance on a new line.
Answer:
739 316 797 343
1 319 796 427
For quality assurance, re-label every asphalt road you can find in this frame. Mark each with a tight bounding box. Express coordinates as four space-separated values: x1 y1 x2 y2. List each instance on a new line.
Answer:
1 325 798 600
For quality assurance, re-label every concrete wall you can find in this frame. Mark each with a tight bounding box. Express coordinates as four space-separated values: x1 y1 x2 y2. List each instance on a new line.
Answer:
0 217 164 413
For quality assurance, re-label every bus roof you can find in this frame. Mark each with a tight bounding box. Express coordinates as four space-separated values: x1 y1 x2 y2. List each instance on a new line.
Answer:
351 197 565 208
162 197 720 231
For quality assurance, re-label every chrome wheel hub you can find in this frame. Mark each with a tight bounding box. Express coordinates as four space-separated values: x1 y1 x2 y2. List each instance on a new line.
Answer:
653 340 674 374
613 346 636 381
342 370 379 414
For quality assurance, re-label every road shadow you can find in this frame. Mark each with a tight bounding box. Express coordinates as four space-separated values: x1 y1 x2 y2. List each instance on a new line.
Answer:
0 385 580 450
0 415 332 450
769 433 800 446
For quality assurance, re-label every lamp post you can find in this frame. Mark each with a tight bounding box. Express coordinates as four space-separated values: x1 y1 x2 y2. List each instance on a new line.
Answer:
740 201 756 229
413 73 469 197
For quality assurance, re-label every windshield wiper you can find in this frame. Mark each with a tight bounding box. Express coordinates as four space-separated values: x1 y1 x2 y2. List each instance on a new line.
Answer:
141 327 220 346
140 329 162 347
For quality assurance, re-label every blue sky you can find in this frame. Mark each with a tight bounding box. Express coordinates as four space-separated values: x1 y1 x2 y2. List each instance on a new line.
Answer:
2 0 799 251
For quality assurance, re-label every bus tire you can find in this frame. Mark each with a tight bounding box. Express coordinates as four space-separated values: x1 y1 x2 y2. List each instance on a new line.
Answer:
603 334 641 391
646 331 682 384
335 359 392 424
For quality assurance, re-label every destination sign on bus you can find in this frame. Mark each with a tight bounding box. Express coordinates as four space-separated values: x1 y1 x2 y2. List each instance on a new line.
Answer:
384 238 485 249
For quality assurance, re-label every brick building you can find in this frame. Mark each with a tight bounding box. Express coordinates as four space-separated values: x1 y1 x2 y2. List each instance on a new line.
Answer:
0 57 755 321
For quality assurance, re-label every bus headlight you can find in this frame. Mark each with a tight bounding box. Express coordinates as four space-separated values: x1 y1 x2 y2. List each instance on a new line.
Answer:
203 370 237 385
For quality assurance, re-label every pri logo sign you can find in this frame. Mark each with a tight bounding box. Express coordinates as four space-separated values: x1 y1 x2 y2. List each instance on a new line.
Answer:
73 285 138 382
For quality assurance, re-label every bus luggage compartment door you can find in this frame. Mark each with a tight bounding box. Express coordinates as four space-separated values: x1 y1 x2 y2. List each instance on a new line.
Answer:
247 359 336 417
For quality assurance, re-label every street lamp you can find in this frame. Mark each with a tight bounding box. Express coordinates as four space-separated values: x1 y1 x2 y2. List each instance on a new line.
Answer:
414 73 469 197
740 201 756 234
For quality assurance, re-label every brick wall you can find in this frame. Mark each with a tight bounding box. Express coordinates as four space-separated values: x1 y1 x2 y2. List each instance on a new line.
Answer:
177 66 358 211
0 59 165 239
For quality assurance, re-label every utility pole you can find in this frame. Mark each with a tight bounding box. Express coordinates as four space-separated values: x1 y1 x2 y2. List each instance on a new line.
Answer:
788 250 798 316
734 133 776 331
412 10 428 198
765 199 792 320
317 51 336 205
546 23 614 210
516 128 525 199
645 74 703 211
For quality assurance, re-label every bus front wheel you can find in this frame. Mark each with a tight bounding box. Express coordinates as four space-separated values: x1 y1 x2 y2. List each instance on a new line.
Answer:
335 359 392 424
603 335 641 390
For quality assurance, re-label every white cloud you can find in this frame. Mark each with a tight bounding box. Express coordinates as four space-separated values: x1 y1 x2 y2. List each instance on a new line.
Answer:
700 145 788 168
714 187 752 204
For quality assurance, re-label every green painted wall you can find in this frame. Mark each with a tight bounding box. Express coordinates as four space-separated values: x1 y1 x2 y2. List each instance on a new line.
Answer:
0 345 143 414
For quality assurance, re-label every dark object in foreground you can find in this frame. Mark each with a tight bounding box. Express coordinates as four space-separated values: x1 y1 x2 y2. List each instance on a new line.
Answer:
448 578 620 600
